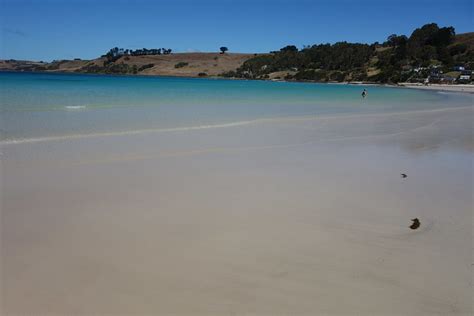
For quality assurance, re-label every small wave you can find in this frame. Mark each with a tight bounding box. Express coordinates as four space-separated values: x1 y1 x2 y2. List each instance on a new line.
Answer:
64 105 86 110
0 119 266 145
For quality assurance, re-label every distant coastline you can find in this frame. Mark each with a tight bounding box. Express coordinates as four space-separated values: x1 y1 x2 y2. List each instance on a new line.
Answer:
2 68 473 94
2 25 473 88
0 53 256 79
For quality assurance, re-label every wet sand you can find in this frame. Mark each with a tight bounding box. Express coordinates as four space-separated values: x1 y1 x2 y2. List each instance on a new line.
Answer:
1 106 473 315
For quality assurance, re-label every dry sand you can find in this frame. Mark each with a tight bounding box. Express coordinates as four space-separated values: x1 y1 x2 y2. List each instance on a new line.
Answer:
398 83 474 93
1 106 473 315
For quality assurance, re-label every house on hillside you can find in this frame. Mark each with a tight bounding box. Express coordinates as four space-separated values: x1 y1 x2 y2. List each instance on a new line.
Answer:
441 76 456 84
427 69 443 83
413 67 426 73
458 70 472 83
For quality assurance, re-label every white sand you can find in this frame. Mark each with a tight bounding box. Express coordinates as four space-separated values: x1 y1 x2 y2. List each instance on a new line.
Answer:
1 106 473 315
398 83 474 93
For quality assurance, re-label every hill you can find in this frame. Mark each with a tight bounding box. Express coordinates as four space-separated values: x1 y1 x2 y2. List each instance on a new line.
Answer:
1 24 472 83
0 53 256 77
224 25 473 84
453 32 474 49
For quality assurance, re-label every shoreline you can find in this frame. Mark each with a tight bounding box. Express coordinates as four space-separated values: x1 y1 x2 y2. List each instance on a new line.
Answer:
2 69 473 94
396 82 474 93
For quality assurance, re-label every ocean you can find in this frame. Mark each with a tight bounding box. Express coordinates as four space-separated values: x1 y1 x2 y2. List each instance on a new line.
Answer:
1 71 471 144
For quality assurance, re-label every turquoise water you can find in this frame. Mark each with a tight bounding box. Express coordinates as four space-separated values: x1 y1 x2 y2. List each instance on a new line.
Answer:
1 71 471 143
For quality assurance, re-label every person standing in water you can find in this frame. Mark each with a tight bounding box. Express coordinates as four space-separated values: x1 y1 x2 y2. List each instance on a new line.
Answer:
361 89 367 98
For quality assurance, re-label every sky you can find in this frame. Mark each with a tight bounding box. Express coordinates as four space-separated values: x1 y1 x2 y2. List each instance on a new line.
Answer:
0 0 472 61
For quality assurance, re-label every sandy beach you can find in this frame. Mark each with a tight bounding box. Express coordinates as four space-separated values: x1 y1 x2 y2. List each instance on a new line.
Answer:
398 83 474 93
2 0 473 313
2 103 473 315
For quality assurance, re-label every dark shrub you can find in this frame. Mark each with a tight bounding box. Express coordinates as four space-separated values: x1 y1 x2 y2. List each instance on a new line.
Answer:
138 63 154 71
174 62 189 68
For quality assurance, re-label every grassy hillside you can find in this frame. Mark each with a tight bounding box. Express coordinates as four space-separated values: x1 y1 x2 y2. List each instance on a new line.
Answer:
453 32 474 49
0 53 256 77
0 59 52 72
224 25 474 83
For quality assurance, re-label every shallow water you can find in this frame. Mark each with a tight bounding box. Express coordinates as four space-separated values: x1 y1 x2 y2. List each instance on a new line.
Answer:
1 72 472 143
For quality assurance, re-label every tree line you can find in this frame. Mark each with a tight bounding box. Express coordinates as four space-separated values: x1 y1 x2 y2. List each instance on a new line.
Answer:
222 23 472 83
104 47 172 60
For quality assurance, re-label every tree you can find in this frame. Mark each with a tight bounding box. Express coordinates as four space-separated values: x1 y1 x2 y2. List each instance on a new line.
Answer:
386 34 408 47
280 45 298 53
220 46 228 54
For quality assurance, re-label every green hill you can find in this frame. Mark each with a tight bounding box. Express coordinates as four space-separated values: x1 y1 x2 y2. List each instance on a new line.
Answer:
223 24 473 84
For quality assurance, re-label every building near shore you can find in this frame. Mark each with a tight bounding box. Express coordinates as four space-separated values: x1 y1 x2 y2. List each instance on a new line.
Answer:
458 70 472 83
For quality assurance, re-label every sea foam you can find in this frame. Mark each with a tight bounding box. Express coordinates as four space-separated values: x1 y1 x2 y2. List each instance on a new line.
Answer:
64 105 87 110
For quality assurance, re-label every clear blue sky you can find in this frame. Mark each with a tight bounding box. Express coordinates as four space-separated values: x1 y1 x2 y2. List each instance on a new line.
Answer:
1 0 472 61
